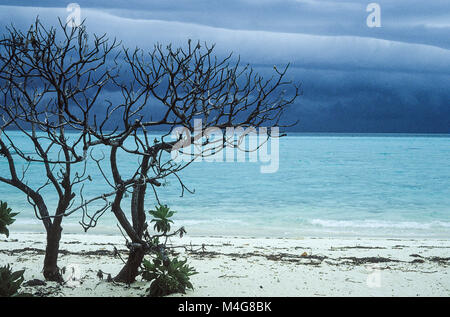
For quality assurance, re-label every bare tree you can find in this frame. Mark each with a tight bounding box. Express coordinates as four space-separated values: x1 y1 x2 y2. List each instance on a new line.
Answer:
1 18 300 284
75 41 301 283
0 18 119 281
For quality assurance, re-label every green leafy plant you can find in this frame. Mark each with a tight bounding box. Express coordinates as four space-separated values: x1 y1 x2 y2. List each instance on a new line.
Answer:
0 265 26 297
0 201 18 238
149 205 175 234
142 255 197 297
0 202 30 297
141 204 196 297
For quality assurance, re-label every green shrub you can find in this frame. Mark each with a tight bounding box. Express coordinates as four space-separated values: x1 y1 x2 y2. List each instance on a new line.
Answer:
0 265 25 297
142 205 196 297
142 255 197 297
0 202 30 297
0 201 18 238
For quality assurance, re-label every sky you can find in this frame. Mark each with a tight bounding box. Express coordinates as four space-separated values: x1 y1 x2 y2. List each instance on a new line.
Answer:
0 0 449 133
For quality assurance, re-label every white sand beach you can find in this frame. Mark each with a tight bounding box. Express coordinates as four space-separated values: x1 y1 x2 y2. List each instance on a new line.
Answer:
0 232 448 297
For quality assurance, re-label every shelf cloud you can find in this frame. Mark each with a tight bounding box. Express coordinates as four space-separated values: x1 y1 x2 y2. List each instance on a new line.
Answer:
1 1 449 132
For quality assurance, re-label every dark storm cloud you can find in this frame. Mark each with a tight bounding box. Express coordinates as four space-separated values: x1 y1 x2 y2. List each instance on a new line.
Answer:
283 68 450 133
0 1 449 132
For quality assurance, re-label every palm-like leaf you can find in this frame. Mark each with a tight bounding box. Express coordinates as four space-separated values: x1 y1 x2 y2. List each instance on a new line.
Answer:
148 205 176 233
0 201 19 238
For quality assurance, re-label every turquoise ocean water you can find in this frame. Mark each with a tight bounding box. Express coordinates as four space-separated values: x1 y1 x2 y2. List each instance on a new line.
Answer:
1 132 449 238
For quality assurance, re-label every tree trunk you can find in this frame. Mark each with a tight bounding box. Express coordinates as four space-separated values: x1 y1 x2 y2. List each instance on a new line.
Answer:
114 247 145 284
43 225 63 282
111 148 148 284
